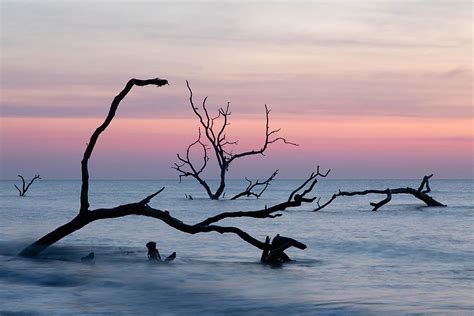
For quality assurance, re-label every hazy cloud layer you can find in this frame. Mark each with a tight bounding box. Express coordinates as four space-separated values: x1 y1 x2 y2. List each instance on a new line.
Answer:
1 1 472 179
2 0 471 119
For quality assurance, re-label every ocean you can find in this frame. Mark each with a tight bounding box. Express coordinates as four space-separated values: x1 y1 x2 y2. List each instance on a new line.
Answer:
0 179 473 315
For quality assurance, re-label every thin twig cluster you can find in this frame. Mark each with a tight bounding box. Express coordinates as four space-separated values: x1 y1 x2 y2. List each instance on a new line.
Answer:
173 81 297 200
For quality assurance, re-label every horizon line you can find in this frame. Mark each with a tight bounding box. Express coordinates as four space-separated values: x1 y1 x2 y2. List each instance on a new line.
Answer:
1 177 472 181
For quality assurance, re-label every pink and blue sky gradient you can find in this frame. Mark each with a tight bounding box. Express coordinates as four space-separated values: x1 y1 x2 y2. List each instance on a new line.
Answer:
1 1 472 179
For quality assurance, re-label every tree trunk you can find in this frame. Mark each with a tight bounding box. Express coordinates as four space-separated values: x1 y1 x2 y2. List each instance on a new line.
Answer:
19 214 90 257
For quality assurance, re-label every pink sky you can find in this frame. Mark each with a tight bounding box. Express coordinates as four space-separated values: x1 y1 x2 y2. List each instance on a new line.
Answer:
1 1 472 179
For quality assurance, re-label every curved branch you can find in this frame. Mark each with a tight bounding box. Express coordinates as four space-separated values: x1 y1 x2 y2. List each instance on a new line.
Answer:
18 175 26 192
173 129 214 198
80 78 168 213
173 129 209 179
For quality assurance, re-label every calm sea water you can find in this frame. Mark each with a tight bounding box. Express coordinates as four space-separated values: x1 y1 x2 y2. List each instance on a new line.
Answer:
0 179 473 315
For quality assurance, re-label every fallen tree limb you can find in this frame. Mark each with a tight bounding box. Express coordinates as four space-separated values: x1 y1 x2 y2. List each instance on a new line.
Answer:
19 176 317 257
313 174 446 212
230 170 279 200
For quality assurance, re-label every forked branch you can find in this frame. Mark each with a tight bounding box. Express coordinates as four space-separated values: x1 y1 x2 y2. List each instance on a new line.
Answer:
172 128 214 198
230 170 279 200
227 105 298 164
14 174 41 196
196 167 330 226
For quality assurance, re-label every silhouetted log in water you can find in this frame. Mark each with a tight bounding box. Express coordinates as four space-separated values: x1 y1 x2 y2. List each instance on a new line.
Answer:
260 234 307 265
146 241 162 261
313 174 446 212
14 174 41 196
146 241 176 263
18 77 325 259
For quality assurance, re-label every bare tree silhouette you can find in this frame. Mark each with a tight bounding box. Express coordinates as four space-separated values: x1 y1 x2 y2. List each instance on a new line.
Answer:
14 174 41 196
18 77 326 260
173 81 297 200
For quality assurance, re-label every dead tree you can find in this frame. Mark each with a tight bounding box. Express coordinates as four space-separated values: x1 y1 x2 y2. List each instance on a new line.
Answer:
230 170 279 200
18 77 328 259
14 174 41 196
313 174 446 212
173 81 297 200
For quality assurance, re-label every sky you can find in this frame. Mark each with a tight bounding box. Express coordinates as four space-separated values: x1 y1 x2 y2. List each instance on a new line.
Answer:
1 0 472 180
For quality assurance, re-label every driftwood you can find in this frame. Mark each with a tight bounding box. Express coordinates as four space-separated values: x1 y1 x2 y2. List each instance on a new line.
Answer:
230 170 279 200
18 77 326 259
173 81 296 200
14 174 41 196
260 234 307 265
314 174 446 212
146 241 176 263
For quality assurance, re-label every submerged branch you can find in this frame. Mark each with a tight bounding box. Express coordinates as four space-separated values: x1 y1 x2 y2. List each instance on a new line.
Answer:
19 179 314 257
314 174 446 212
197 167 329 226
230 170 279 200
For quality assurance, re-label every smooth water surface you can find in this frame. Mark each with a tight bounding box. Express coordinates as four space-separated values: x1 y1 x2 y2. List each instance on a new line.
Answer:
0 179 473 315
